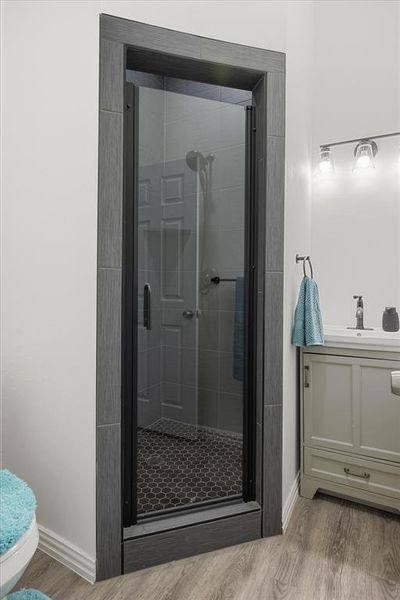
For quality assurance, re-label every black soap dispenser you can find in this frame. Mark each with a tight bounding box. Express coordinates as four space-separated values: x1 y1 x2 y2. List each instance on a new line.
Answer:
382 307 399 332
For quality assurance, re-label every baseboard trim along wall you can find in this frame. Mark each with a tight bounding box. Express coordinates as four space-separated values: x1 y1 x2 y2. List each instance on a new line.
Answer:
282 471 300 532
38 524 96 584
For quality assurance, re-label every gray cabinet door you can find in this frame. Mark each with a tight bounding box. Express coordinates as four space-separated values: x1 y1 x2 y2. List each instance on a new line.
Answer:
303 354 356 453
356 358 400 463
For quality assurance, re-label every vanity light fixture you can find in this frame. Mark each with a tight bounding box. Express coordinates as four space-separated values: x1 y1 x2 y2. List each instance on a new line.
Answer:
319 131 400 174
319 146 334 173
353 139 377 172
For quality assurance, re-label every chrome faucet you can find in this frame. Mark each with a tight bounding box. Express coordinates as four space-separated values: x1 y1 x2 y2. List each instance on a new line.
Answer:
347 295 373 331
354 295 364 329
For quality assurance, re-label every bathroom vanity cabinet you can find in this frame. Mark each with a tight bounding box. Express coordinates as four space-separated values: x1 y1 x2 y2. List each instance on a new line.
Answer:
300 345 400 513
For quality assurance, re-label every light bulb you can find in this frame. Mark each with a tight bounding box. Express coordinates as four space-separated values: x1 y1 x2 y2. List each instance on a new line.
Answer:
356 154 372 169
353 140 377 172
319 147 333 174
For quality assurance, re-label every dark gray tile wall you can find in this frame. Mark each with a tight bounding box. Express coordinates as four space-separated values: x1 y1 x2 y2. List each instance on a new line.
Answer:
200 38 285 74
96 423 122 578
265 136 285 272
126 69 164 90
100 38 124 112
102 15 202 59
254 77 267 160
97 268 122 425
259 75 285 537
97 36 124 581
264 272 283 406
263 405 282 536
126 70 253 107
266 72 286 137
98 111 123 268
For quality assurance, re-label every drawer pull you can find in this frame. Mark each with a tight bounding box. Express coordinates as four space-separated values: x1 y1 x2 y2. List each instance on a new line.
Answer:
344 467 370 479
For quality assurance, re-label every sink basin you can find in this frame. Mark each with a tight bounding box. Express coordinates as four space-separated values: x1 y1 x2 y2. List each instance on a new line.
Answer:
324 325 400 353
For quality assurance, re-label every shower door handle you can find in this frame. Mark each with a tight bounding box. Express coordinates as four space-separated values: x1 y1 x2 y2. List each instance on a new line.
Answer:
143 283 152 330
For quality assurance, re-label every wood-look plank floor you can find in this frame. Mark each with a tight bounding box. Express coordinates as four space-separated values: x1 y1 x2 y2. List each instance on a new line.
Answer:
17 494 400 599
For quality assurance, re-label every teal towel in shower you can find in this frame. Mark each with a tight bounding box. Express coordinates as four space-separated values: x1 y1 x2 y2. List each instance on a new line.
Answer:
292 276 324 347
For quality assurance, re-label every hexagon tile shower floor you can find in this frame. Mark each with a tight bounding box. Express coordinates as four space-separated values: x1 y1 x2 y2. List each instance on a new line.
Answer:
137 419 242 515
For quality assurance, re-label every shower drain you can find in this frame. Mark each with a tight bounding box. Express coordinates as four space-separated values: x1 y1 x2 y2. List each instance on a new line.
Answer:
146 455 165 467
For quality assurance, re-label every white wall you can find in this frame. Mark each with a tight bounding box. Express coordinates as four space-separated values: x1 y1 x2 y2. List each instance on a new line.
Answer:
1 1 99 559
282 0 314 508
1 0 314 562
311 1 400 328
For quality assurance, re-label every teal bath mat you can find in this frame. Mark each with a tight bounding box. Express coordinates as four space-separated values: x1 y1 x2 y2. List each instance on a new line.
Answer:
9 590 51 600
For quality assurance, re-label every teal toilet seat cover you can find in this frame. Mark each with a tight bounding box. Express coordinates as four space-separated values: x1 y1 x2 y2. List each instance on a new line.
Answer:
0 470 37 555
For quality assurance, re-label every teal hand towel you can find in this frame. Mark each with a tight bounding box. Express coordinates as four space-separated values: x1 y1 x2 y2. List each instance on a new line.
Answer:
292 276 324 347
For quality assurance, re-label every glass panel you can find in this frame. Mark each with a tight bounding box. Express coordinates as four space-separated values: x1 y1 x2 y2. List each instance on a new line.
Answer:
136 82 246 516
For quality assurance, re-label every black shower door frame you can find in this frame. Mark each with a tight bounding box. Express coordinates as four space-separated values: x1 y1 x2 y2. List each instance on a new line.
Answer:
122 83 257 528
96 14 285 580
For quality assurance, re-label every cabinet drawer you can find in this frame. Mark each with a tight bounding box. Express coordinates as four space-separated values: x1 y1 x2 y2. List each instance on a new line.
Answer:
304 447 400 500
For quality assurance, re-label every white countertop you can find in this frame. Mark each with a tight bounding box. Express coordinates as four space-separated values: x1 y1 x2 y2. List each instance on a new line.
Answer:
323 325 400 353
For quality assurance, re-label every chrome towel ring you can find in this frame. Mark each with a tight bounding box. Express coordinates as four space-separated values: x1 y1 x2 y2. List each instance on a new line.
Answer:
296 254 314 279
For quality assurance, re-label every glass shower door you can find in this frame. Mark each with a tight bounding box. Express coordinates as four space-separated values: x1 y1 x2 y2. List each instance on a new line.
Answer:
130 81 248 519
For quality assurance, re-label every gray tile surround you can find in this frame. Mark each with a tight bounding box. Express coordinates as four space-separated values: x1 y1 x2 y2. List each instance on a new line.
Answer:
97 424 121 578
200 37 285 74
262 405 282 536
266 72 285 137
266 136 285 272
264 272 283 406
97 268 122 425
97 24 125 582
102 15 202 60
98 13 285 580
100 38 124 112
98 111 123 268
254 77 267 160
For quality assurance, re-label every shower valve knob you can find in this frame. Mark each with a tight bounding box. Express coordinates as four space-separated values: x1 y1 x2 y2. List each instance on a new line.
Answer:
182 310 194 319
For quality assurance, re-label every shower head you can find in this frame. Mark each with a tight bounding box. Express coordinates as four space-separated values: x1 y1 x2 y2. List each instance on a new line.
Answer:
185 150 208 172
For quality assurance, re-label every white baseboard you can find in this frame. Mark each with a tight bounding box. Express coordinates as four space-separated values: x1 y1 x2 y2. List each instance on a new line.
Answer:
282 471 300 532
38 524 95 584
